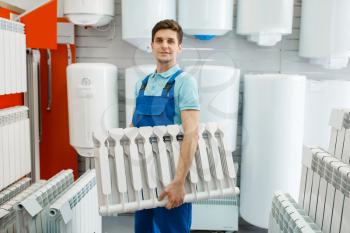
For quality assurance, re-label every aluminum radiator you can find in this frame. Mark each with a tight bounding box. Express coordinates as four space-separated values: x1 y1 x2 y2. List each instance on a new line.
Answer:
298 147 349 233
0 178 31 207
328 109 350 164
93 122 239 215
0 18 27 95
48 170 101 233
0 106 31 191
269 192 322 233
16 170 74 233
0 180 45 233
269 108 350 233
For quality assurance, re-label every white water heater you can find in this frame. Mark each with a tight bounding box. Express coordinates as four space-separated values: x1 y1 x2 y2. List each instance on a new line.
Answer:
236 0 294 46
304 80 350 149
63 0 114 27
185 65 240 152
67 63 118 157
125 65 155 125
299 0 350 69
241 74 306 228
178 0 234 40
122 0 176 52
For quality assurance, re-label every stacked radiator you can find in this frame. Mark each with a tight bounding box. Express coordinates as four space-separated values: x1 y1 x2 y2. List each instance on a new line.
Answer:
0 178 46 233
269 192 322 233
48 170 101 233
269 109 350 233
16 170 74 233
0 106 31 191
0 18 27 94
93 122 239 215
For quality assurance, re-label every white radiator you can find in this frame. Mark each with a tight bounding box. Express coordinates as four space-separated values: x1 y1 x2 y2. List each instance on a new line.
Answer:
268 192 322 233
16 170 74 233
298 147 350 233
0 178 31 207
0 180 45 233
191 196 239 231
0 106 31 191
93 122 239 215
0 18 27 95
49 170 101 233
328 109 350 164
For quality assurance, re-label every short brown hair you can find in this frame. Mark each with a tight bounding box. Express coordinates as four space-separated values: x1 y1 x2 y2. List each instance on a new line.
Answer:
152 19 183 44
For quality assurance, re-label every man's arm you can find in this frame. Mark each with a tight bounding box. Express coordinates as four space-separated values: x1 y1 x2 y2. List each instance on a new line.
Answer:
159 109 200 209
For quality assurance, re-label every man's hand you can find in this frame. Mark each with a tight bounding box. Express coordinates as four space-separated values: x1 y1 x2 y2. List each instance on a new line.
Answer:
158 179 186 209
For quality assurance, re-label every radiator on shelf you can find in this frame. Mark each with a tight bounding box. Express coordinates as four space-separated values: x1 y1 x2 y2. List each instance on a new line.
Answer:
268 192 322 233
0 18 27 95
298 147 350 233
93 122 239 215
0 181 46 233
49 170 101 233
16 170 74 233
0 106 32 191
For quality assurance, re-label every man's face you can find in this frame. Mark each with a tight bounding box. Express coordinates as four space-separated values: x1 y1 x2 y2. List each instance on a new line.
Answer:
151 29 182 65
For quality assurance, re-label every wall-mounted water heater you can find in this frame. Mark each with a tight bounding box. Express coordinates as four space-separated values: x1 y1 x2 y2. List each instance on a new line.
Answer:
63 0 114 27
67 63 118 157
122 0 176 52
236 0 294 46
178 0 234 40
299 0 350 69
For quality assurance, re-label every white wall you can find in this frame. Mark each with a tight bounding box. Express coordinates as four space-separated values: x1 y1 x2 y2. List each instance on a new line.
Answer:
75 0 350 183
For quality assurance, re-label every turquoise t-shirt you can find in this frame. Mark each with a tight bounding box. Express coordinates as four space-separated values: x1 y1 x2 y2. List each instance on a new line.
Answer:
134 65 200 124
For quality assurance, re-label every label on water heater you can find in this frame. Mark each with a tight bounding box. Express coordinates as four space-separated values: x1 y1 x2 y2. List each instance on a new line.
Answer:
77 77 93 98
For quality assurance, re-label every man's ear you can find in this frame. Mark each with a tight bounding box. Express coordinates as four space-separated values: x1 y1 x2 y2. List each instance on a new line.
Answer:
178 43 183 52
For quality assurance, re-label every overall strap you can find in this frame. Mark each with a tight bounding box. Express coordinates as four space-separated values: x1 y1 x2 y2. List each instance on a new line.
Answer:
161 70 183 97
138 74 153 96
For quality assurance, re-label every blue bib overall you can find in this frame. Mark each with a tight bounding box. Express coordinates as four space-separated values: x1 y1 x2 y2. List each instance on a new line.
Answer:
132 70 192 233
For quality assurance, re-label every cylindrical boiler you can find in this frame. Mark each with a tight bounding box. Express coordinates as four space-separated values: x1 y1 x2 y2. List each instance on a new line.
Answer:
236 0 294 46
122 0 176 52
185 65 240 152
67 63 118 157
178 0 234 40
240 74 306 228
64 0 114 27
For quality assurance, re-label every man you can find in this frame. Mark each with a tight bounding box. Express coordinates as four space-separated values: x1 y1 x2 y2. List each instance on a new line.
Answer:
131 19 200 233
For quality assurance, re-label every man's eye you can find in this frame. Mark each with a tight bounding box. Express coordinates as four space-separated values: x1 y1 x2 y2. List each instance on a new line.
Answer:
168 40 175 44
156 39 163 43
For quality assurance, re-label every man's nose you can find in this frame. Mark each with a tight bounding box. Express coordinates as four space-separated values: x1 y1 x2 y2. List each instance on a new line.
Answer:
161 41 169 48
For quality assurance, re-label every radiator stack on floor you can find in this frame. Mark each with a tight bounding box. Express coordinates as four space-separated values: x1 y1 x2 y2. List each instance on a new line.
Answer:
48 170 101 233
0 179 46 233
269 192 322 233
93 122 239 215
269 109 350 233
16 170 74 233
